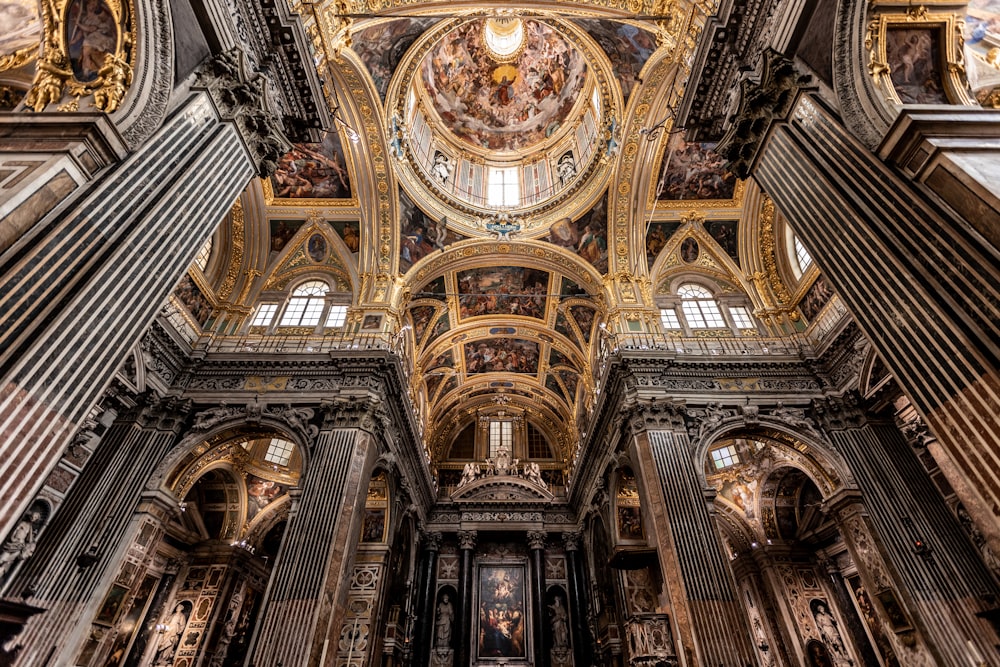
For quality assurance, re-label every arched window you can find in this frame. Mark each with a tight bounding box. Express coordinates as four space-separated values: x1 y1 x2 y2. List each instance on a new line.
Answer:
194 236 213 272
678 283 726 329
280 281 328 326
794 236 813 273
659 281 758 335
248 279 349 331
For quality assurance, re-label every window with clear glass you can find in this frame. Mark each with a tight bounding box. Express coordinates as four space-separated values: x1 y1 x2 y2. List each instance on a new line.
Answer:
489 420 513 458
195 236 213 272
264 438 295 466
711 445 739 469
794 236 813 273
678 284 726 328
326 305 348 328
251 303 278 327
660 308 682 330
729 306 756 329
487 167 520 208
280 281 329 326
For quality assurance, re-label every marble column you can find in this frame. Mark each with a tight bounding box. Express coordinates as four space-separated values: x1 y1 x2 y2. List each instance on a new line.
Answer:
746 84 1000 550
413 531 441 667
0 91 257 541
528 531 549 667
562 531 593 667
247 399 378 667
455 530 475 667
630 402 756 666
8 393 189 665
813 397 1000 665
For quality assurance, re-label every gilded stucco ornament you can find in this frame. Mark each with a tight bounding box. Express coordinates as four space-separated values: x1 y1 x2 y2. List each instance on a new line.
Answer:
25 0 135 113
865 6 976 107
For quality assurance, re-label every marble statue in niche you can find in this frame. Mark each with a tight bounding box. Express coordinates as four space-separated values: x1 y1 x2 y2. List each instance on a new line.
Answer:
811 599 853 666
435 593 454 647
154 602 190 665
0 509 40 578
549 595 569 648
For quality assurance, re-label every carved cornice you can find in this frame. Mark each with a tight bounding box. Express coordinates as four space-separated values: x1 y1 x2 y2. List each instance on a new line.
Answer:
450 477 555 503
190 401 319 445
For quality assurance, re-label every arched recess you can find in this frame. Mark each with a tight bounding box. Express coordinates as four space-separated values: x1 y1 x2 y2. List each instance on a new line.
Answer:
700 431 901 667
88 427 306 667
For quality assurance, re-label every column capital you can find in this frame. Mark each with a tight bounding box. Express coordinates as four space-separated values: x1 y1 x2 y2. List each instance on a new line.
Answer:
527 531 546 550
319 393 384 431
562 531 581 551
626 398 688 435
822 487 865 523
193 50 292 177
457 530 477 550
716 49 813 179
810 393 867 431
422 530 443 552
133 394 192 433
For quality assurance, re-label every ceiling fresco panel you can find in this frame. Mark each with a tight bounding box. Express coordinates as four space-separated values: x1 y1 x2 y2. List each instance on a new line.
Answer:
271 132 352 200
657 136 736 201
457 267 550 320
354 18 438 101
574 19 656 102
464 338 540 374
421 19 588 152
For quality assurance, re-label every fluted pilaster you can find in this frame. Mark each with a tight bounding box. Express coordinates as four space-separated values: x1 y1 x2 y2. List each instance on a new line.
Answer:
248 427 373 666
0 91 256 540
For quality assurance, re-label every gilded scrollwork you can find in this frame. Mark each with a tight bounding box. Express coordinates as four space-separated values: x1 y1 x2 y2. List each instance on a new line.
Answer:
25 0 135 113
865 6 976 107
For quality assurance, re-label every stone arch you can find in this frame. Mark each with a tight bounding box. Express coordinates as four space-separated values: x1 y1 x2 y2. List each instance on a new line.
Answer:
832 0 896 148
692 415 852 496
151 419 311 494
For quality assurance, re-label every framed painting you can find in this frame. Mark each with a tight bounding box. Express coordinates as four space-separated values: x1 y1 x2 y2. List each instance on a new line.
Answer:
866 6 976 106
477 564 528 660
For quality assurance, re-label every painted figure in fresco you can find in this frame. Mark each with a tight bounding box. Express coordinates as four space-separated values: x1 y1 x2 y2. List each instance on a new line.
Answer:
0 511 39 578
154 604 187 665
66 0 117 81
435 594 454 647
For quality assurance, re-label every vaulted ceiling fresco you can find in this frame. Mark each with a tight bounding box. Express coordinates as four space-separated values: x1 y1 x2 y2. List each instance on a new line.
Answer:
171 2 852 473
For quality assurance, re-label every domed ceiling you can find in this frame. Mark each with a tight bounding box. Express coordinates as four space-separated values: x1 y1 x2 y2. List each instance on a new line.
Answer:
208 7 812 476
420 18 589 153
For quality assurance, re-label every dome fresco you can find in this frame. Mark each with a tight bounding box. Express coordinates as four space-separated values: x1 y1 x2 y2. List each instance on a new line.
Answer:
420 19 588 152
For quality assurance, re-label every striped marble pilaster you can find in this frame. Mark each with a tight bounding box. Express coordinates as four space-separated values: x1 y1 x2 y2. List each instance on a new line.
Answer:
0 92 255 540
821 417 1000 664
248 428 372 667
9 400 185 665
756 94 1000 537
645 430 756 666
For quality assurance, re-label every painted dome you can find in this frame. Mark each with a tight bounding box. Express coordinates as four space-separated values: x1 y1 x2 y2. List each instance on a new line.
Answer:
419 19 589 153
